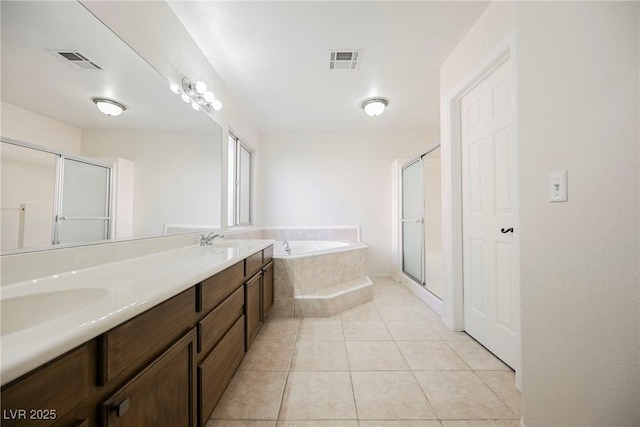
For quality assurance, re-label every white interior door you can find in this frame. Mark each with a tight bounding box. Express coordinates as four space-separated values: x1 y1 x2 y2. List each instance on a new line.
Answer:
461 58 518 368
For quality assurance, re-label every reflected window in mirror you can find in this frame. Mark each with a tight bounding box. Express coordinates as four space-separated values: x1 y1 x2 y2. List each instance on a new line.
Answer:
227 133 253 227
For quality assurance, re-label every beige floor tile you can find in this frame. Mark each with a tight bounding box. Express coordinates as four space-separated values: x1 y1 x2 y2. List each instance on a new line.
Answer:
447 341 510 370
360 422 442 427
297 319 344 341
427 321 473 341
475 370 522 416
351 371 436 420
279 371 357 420
397 341 470 370
376 306 422 321
277 421 359 427
340 302 382 321
414 371 517 420
342 321 392 341
374 295 423 307
212 371 288 420
257 318 300 344
290 341 349 371
206 421 276 427
239 338 295 371
384 320 441 341
440 421 520 427
346 341 409 371
411 305 441 320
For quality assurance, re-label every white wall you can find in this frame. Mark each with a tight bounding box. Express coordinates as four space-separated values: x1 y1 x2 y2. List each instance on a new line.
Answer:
516 2 639 425
81 130 221 237
1 101 81 154
80 1 262 229
260 131 437 276
441 1 639 425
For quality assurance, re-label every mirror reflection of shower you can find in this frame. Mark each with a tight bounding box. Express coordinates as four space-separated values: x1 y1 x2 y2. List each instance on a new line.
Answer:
1 139 112 251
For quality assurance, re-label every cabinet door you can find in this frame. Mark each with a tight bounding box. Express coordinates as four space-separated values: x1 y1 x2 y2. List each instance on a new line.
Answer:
198 316 245 426
244 273 262 350
262 261 274 320
101 330 197 427
1 344 92 427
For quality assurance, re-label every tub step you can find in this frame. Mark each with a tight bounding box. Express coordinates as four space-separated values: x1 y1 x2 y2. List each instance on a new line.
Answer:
294 277 373 317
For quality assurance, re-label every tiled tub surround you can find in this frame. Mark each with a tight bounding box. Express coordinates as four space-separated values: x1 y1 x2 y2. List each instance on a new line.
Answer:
272 241 372 317
0 238 274 385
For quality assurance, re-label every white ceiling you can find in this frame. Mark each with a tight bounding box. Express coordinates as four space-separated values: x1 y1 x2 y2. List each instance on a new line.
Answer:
168 1 490 133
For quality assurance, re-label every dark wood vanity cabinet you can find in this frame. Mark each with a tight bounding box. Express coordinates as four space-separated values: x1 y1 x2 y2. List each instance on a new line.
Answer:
1 343 95 427
100 330 197 427
262 261 274 319
1 245 274 427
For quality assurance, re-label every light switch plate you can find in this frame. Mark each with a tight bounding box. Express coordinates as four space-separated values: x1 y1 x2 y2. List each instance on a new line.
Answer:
549 171 568 202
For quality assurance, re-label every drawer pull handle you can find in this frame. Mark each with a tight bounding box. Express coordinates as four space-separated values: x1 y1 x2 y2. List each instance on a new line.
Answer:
112 398 130 417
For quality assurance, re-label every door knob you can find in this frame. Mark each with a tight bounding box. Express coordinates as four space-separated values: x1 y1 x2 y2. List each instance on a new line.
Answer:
500 228 514 233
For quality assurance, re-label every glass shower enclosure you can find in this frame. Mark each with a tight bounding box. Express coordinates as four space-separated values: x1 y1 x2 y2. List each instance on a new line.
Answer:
401 145 442 299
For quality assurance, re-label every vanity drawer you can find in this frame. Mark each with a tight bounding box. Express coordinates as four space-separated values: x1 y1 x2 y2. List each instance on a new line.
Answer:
244 251 263 278
263 245 274 265
1 344 92 427
198 261 244 314
197 286 244 356
198 316 245 427
100 288 196 384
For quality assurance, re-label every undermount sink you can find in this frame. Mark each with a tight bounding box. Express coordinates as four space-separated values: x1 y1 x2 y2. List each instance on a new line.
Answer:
1 288 108 336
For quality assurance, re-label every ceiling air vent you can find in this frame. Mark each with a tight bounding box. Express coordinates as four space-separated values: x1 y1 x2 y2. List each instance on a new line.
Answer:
329 49 362 70
48 50 103 70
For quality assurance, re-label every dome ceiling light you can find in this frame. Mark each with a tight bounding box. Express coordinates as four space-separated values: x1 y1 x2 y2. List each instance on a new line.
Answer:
92 98 126 117
361 98 388 117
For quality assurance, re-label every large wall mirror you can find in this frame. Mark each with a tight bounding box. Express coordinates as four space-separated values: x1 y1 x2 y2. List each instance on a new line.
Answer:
1 1 223 253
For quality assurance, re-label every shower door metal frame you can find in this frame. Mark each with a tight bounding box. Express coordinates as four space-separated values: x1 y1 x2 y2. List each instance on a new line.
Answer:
1 136 114 245
400 144 441 291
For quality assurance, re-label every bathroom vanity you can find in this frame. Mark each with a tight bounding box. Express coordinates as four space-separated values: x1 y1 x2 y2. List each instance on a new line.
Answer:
1 241 274 427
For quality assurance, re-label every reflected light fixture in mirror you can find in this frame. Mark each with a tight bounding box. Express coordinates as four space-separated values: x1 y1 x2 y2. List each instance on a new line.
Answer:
171 76 223 112
361 98 388 117
92 98 126 116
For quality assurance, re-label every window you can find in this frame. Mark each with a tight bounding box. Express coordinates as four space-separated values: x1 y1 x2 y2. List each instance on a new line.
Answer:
228 132 253 226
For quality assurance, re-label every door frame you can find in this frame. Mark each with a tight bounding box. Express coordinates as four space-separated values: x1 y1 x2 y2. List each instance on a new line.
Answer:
441 34 521 383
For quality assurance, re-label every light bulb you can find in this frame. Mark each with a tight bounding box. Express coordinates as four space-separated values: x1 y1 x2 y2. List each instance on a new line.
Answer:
169 83 180 94
361 98 388 117
191 101 200 111
204 91 215 103
212 100 222 111
195 81 207 94
93 98 126 117
181 93 191 103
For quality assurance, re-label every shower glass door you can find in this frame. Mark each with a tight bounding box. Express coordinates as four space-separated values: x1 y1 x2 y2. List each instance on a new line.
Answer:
55 158 111 244
401 158 424 283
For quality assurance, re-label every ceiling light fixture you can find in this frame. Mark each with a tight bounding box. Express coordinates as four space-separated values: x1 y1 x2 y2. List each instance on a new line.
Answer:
172 76 223 113
92 98 126 117
361 98 388 117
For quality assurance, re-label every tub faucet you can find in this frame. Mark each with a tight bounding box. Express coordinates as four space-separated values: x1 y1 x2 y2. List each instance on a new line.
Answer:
200 232 224 246
283 240 291 254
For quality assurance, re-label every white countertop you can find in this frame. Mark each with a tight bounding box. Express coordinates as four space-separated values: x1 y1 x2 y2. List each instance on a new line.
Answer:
0 239 274 386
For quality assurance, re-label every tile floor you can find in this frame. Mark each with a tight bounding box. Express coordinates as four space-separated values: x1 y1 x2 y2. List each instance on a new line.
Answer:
207 277 521 427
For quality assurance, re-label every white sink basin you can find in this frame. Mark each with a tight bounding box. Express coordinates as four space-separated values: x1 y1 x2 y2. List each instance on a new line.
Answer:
1 288 108 336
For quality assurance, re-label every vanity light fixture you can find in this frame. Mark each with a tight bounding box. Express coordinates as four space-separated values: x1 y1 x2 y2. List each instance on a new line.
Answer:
92 98 126 117
174 76 223 113
361 98 388 117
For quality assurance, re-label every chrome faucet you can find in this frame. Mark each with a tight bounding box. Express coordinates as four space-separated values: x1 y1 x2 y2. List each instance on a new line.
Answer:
283 240 291 254
200 232 224 246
